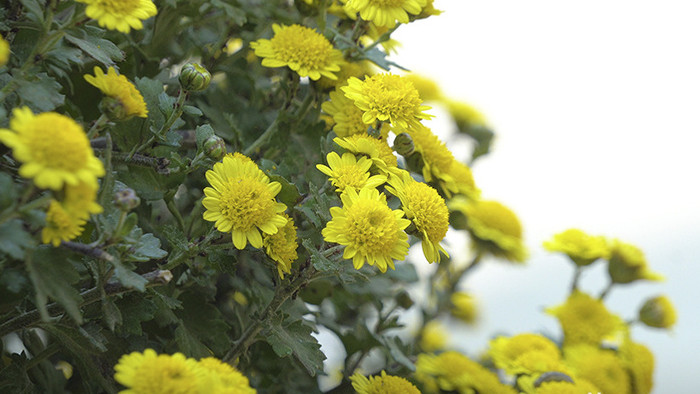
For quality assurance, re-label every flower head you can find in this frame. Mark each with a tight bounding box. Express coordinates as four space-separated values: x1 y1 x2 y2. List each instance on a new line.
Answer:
344 0 427 27
0 107 105 190
386 175 448 263
250 24 343 80
450 292 478 324
263 213 299 278
403 73 443 102
76 0 157 33
317 59 375 90
0 36 10 66
446 99 490 129
543 228 609 266
449 197 527 262
619 341 654 394
322 187 410 272
563 345 631 394
488 333 561 375
316 152 387 192
638 295 677 329
42 200 87 246
334 134 398 175
197 357 256 394
607 240 664 284
415 351 516 394
203 154 288 250
63 181 104 219
342 73 432 131
114 349 203 394
322 88 369 138
350 370 420 394
84 67 148 119
420 320 448 352
546 291 626 347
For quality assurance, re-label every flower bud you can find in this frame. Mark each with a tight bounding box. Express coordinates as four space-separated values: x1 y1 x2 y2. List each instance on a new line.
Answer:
114 188 140 211
99 96 129 121
203 135 226 161
450 292 477 324
393 132 415 157
639 295 677 329
179 63 211 91
608 241 663 284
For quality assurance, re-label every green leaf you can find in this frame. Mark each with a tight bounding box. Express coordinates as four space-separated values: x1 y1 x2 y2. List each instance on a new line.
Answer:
26 247 83 323
19 0 43 24
195 124 216 150
174 322 212 359
0 173 16 209
16 73 65 112
128 232 168 262
175 292 232 353
135 77 166 131
102 297 123 332
378 336 415 371
110 257 148 291
116 295 157 336
264 314 326 376
65 32 124 67
0 219 35 260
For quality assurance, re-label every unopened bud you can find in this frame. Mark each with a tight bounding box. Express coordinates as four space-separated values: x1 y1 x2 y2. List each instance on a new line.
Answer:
393 132 415 157
639 295 677 329
114 188 140 211
203 135 226 161
179 63 211 91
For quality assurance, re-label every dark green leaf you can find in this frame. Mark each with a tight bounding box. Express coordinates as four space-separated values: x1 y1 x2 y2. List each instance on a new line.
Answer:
0 219 35 260
195 124 216 150
65 32 124 67
264 314 325 376
26 247 83 323
16 73 64 112
116 295 157 336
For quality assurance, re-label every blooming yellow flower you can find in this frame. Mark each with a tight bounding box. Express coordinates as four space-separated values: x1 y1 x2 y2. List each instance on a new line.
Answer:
386 175 448 263
42 200 87 246
114 349 203 394
334 134 398 175
322 88 368 137
0 107 105 190
84 67 148 119
344 0 427 27
488 333 561 375
250 24 343 80
619 341 654 394
202 153 288 250
342 73 432 131
415 351 516 394
403 73 443 102
0 36 10 66
638 295 677 329
316 152 387 192
534 379 600 394
350 370 420 394
546 291 626 347
420 320 448 352
63 181 104 219
76 0 157 34
450 292 478 324
197 357 256 394
322 187 410 272
317 59 375 90
511 351 574 394
563 345 631 394
262 213 299 279
446 99 490 129
607 240 664 284
449 197 527 262
543 228 609 266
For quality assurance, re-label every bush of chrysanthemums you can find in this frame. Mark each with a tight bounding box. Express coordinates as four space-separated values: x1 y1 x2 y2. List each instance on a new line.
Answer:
0 1 676 393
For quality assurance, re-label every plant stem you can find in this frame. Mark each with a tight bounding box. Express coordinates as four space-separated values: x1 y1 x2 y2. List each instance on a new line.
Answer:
570 266 582 293
243 115 281 156
86 114 110 139
128 89 188 159
599 281 614 300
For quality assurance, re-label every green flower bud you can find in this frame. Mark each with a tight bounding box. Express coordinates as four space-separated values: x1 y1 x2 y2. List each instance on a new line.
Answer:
203 135 226 161
639 295 677 329
179 63 211 91
393 132 415 157
99 96 128 121
114 188 140 211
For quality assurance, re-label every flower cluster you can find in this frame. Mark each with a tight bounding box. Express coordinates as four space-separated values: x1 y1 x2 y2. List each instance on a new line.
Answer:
75 0 157 33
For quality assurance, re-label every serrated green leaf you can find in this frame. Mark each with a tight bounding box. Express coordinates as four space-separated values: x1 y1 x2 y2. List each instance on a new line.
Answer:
264 315 325 376
0 219 35 260
16 73 65 112
195 124 216 150
174 322 211 359
136 77 166 131
129 233 167 262
26 247 83 323
116 295 157 336
110 257 148 291
19 0 43 24
65 32 124 67
0 173 16 209
102 297 123 332
175 292 232 353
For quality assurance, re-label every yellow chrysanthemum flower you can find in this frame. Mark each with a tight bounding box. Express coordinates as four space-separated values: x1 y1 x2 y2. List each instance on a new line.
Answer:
84 67 148 119
334 134 398 175
350 370 420 394
563 345 631 394
607 240 664 284
63 181 104 220
344 0 427 27
322 187 410 273
488 334 561 375
512 352 574 394
42 200 87 246
0 36 10 66
543 228 609 267
202 153 288 250
250 24 343 81
639 295 677 329
114 349 203 394
322 88 369 137
619 341 654 394
0 107 105 190
386 175 448 263
197 357 256 394
534 379 600 394
342 73 432 131
446 99 490 129
417 0 442 19
420 320 448 352
76 0 157 34
403 73 443 102
415 351 516 394
546 291 626 347
262 213 299 279
317 59 375 90
317 152 387 192
449 197 527 263
450 292 478 324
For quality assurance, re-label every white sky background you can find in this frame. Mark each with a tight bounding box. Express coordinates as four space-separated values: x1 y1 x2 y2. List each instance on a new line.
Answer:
389 1 700 392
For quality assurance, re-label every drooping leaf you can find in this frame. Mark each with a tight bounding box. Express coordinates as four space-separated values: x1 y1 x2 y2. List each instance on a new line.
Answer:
26 247 84 324
264 314 326 376
0 219 35 260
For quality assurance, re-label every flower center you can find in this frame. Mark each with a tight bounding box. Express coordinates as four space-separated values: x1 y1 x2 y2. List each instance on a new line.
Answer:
368 375 417 393
404 182 448 242
132 358 198 394
345 199 399 255
334 164 369 190
26 113 89 172
363 75 422 122
219 177 276 231
95 0 142 15
271 25 334 68
369 0 408 7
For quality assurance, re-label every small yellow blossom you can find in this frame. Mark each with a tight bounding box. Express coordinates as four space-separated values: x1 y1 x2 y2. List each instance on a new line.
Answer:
415 351 516 394
250 24 343 80
0 36 10 66
322 88 368 138
262 213 299 278
316 152 387 192
546 291 626 347
63 181 104 220
202 153 288 250
607 240 664 284
446 99 490 129
639 295 677 329
350 370 420 394
344 0 428 27
619 340 654 394
403 73 443 102
197 357 256 394
84 66 148 119
0 107 105 190
488 333 561 375
76 0 157 34
450 292 478 324
420 320 448 352
543 228 609 266
563 345 631 394
114 349 203 394
334 134 398 175
42 200 87 246
322 187 410 273
317 59 375 90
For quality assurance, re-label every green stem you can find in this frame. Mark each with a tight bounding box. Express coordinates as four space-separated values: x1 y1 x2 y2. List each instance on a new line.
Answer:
243 116 281 156
161 229 220 270
570 266 582 293
128 89 188 158
86 114 110 139
599 281 614 300
165 197 186 232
